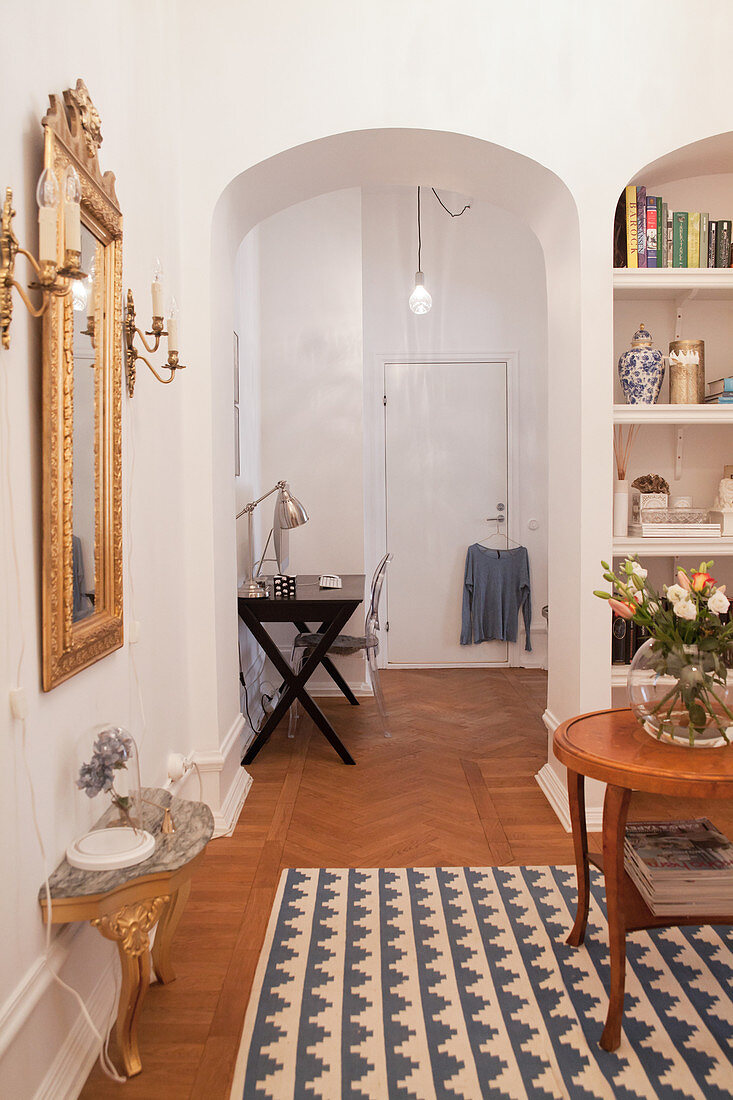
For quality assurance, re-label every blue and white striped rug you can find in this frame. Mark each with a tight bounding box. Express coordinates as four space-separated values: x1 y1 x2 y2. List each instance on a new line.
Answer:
230 866 733 1099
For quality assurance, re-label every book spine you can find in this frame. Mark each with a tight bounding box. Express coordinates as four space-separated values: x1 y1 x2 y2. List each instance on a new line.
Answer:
700 212 709 269
709 220 717 267
716 220 732 267
625 185 638 268
688 212 700 267
656 196 663 267
673 212 688 267
717 394 733 403
646 197 657 268
613 191 628 268
636 186 647 266
666 209 673 266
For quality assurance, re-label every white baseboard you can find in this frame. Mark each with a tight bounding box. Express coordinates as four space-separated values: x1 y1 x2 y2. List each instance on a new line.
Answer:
542 708 561 733
0 924 79 1060
535 763 604 833
33 956 116 1100
215 766 253 838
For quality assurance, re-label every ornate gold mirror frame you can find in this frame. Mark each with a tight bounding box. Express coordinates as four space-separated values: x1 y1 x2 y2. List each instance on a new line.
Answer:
42 81 123 690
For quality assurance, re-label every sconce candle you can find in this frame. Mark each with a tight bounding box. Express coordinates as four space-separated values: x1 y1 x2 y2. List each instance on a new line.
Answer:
167 298 179 353
151 258 164 317
63 166 82 255
36 168 59 264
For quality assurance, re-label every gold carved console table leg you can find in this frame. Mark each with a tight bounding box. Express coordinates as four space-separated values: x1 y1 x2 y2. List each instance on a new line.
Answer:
151 880 191 984
91 895 169 1077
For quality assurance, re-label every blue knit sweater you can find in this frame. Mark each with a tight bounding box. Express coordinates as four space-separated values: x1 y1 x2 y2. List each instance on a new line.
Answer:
460 544 532 651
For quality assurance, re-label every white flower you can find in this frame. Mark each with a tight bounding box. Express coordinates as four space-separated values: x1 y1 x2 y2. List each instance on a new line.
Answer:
633 589 644 602
666 584 687 604
673 598 697 621
629 561 648 579
708 590 730 615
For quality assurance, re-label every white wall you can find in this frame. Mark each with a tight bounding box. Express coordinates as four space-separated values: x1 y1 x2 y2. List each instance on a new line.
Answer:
361 186 548 667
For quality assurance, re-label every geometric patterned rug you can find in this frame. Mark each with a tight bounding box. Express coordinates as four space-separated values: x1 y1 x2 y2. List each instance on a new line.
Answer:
229 866 733 1099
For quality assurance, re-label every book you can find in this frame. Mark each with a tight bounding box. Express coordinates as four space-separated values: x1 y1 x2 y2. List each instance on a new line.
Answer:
646 196 658 267
700 212 709 269
628 523 721 536
708 377 733 396
673 211 688 267
718 394 733 403
716 220 732 267
709 219 718 267
688 212 700 267
656 196 663 267
613 192 627 268
625 185 638 268
636 186 647 267
666 208 673 266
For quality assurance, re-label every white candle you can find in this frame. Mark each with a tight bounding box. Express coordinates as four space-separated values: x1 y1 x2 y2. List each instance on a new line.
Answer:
64 199 80 254
151 278 164 318
167 315 179 353
38 205 56 263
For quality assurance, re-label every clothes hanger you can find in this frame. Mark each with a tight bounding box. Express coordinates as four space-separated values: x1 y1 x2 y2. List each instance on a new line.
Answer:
476 517 522 549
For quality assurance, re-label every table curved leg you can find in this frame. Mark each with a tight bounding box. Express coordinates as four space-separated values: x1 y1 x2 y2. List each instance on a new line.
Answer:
152 880 191 984
566 768 589 946
600 783 632 1052
91 895 169 1076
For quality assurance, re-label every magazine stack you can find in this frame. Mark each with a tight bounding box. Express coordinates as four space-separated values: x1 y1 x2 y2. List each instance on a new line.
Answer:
624 819 733 917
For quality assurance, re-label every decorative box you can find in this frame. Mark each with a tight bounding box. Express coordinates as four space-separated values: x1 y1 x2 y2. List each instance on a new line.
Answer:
631 492 668 523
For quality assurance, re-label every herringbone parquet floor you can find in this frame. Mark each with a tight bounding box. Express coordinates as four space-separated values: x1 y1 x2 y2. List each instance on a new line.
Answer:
80 668 733 1099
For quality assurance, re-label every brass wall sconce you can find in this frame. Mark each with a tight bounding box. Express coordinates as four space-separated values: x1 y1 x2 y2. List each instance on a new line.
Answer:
124 263 186 396
0 165 86 349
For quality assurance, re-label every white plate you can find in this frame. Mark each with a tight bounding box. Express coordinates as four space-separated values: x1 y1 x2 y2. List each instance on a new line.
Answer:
66 827 156 871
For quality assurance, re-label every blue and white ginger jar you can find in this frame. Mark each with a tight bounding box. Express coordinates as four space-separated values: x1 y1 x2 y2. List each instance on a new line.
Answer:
618 323 664 405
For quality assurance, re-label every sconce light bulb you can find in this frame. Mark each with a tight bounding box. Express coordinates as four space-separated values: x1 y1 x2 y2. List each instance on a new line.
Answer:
63 166 82 205
72 278 88 313
409 271 432 315
169 296 179 319
36 167 60 209
152 257 164 283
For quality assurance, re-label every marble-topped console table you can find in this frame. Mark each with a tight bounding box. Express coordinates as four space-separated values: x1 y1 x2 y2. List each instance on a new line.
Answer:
39 788 214 1076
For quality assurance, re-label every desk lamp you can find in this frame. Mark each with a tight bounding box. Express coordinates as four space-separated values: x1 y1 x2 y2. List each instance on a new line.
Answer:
237 480 308 598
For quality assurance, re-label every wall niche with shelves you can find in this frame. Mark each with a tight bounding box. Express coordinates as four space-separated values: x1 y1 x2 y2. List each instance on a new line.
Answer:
610 138 733 700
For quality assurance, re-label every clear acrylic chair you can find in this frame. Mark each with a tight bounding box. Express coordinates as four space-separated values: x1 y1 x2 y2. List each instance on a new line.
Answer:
288 553 393 738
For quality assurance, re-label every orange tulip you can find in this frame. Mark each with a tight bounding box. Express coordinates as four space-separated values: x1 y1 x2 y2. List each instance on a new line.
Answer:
692 571 715 592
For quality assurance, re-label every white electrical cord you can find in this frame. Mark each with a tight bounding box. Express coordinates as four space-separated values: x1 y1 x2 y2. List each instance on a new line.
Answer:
2 368 126 1084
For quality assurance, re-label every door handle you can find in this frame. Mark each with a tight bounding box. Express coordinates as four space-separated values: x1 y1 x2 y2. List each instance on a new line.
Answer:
486 515 505 523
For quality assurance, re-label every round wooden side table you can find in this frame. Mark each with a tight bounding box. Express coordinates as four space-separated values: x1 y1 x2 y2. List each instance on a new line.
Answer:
553 707 733 1051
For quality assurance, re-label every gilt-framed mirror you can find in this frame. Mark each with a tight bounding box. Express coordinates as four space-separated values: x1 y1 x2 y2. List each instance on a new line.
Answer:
41 81 123 690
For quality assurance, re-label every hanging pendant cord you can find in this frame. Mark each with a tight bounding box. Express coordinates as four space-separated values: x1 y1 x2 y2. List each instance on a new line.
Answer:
417 185 422 273
431 187 471 217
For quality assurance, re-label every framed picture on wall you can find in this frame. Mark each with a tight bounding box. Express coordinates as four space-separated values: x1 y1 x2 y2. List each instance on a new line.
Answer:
234 403 240 477
233 330 240 404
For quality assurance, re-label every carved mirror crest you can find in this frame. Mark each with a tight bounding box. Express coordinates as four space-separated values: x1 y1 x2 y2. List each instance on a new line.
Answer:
42 81 123 689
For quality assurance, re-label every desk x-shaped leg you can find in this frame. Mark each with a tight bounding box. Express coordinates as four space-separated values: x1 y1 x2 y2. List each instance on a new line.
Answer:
240 603 356 765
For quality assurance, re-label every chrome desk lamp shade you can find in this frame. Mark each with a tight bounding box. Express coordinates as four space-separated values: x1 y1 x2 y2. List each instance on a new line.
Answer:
238 481 308 598
275 486 309 530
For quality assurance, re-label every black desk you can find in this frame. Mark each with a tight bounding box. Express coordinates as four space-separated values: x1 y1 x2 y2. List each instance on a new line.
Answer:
238 574 365 765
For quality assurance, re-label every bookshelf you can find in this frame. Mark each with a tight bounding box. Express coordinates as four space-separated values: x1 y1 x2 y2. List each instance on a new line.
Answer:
611 215 733 688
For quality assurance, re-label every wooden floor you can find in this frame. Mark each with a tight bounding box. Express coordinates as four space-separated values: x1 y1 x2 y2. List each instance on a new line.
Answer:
80 668 733 1098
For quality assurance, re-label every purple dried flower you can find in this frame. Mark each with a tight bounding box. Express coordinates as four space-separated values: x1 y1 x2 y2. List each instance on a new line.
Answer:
77 727 133 799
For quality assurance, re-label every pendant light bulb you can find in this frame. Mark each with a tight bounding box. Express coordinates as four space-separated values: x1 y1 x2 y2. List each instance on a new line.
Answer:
409 271 432 315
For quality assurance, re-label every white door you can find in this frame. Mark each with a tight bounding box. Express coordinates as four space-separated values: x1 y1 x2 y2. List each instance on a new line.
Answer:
384 360 509 666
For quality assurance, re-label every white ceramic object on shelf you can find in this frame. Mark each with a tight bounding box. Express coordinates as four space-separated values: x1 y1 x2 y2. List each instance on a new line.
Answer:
613 479 628 537
66 826 155 871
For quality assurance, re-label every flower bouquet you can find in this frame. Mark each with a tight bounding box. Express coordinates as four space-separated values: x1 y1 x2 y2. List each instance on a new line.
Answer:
68 726 155 871
595 559 733 746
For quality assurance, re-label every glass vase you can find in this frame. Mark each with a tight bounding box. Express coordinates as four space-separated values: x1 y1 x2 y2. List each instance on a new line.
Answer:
628 639 733 747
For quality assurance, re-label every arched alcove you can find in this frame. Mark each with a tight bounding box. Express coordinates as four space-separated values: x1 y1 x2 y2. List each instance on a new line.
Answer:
208 128 581 786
